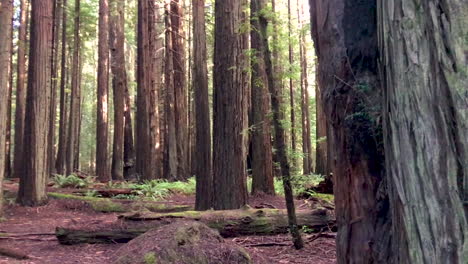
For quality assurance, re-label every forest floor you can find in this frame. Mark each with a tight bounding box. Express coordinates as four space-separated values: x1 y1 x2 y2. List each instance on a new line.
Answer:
0 179 336 264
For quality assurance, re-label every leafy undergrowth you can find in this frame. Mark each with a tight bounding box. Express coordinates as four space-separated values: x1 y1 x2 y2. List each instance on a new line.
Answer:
51 173 333 203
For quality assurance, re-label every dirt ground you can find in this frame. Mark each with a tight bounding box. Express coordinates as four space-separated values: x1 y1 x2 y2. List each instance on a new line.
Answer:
0 181 336 264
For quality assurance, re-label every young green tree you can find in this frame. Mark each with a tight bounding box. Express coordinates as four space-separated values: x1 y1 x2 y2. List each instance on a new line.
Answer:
17 0 55 206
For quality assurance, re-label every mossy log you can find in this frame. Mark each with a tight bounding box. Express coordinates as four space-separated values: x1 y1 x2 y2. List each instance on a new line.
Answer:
48 192 191 213
56 208 335 245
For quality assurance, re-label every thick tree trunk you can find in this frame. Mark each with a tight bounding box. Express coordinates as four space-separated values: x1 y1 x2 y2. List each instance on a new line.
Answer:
378 1 468 263
0 0 14 214
55 0 68 175
110 0 127 181
213 0 249 210
309 0 390 262
55 209 334 245
250 0 275 196
96 0 110 181
17 0 54 206
192 0 213 210
136 0 161 180
12 0 29 179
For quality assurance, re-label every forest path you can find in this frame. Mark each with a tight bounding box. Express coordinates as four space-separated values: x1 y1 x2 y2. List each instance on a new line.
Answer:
1 180 336 264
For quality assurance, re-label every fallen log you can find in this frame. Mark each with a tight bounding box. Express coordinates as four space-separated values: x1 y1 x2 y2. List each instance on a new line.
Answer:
0 247 29 260
73 188 135 198
48 192 191 213
56 208 335 245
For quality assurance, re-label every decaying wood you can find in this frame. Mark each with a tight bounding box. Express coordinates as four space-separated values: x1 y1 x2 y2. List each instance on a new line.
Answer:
0 247 29 260
55 209 335 245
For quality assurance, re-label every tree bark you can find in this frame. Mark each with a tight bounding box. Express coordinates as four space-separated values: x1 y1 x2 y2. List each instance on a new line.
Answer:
213 0 249 210
287 0 296 156
17 0 54 206
315 81 328 176
110 0 127 181
48 0 62 176
250 0 275 196
192 0 212 210
12 0 29 179
96 0 110 181
123 74 136 179
55 209 334 245
378 1 468 263
297 0 312 175
310 0 390 262
55 0 68 175
136 0 162 180
0 0 14 214
5 22 13 179
164 0 189 181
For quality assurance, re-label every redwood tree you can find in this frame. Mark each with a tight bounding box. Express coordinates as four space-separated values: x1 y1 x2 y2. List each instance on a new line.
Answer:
96 0 110 181
379 1 468 262
12 0 29 179
136 0 161 180
250 0 274 195
310 0 389 262
165 0 189 181
192 0 212 210
55 0 68 174
66 0 81 176
213 0 249 210
110 0 127 181
17 0 54 206
0 0 14 213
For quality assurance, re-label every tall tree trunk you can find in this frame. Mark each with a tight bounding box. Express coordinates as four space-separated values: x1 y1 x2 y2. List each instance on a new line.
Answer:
212 0 249 210
110 0 127 181
254 0 303 250
315 82 328 176
192 0 212 210
17 0 54 206
165 0 189 181
66 0 81 176
379 1 468 263
55 0 68 175
287 0 296 156
123 72 136 179
250 0 275 196
48 0 62 176
136 0 161 180
310 0 390 262
12 0 29 179
0 0 14 214
96 0 110 181
5 22 13 179
297 0 312 175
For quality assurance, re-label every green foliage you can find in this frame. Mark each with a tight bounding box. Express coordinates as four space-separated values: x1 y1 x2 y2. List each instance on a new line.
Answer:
52 174 93 189
130 178 197 201
144 252 157 264
248 174 324 197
